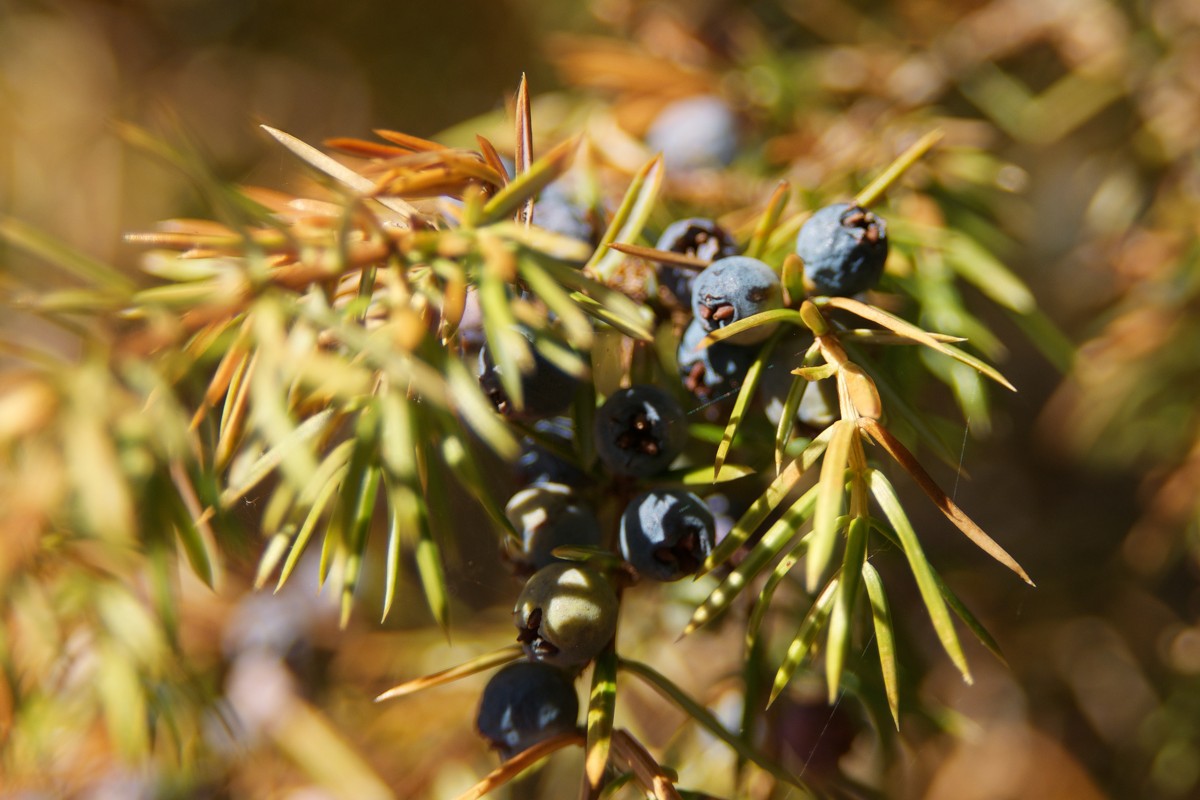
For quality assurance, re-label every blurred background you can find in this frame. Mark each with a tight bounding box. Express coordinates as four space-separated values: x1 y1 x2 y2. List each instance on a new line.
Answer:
2 0 1199 797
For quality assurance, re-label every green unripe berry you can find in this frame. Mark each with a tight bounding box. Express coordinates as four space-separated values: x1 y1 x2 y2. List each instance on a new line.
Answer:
513 563 619 667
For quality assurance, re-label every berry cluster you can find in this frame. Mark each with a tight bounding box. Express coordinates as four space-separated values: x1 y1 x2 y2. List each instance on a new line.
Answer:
473 387 720 754
105 52 1029 795
655 217 739 309
468 196 892 761
662 205 889 418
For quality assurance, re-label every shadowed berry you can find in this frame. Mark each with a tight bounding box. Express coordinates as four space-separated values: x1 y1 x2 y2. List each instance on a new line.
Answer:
691 256 784 345
479 328 579 421
770 687 857 788
798 379 838 428
794 203 888 296
620 490 715 581
655 218 738 309
759 328 839 429
593 385 688 477
476 661 579 760
762 375 839 430
677 317 757 402
514 563 619 667
504 483 603 570
516 417 589 488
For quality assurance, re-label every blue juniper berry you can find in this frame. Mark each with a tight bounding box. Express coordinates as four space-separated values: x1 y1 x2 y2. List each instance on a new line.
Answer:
476 660 579 759
677 316 758 402
794 203 888 297
504 483 603 570
620 489 716 581
478 328 579 421
593 385 688 478
691 256 784 345
655 217 738 311
646 95 738 171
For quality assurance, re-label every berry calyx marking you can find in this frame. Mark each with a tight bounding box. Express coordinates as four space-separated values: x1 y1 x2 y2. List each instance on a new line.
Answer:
674 225 724 261
697 297 735 324
516 607 560 658
841 205 883 245
484 383 510 415
614 411 660 456
652 528 702 575
684 361 707 394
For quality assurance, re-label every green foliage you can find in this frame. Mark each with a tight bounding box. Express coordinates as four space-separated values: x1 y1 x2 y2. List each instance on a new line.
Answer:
1 4 1110 796
1 106 1033 792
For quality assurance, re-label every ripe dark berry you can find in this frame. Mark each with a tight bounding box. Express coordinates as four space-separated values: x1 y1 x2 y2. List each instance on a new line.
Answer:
476 661 579 760
655 218 738 309
677 317 757 402
691 256 784 345
771 690 857 787
620 490 715 581
514 563 619 667
794 203 889 297
657 218 739 261
504 483 603 570
593 385 688 478
646 95 738 171
478 328 579 420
